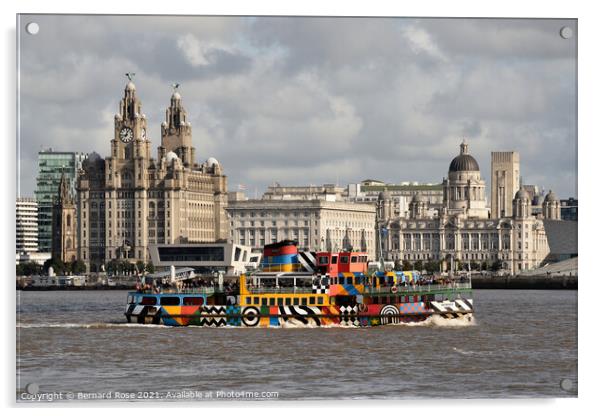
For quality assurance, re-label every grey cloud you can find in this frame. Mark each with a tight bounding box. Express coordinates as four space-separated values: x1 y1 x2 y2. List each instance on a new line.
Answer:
17 15 577 200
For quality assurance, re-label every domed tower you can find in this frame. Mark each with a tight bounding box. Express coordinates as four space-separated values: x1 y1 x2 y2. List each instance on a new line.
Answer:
110 76 151 163
377 190 394 220
158 85 195 167
409 193 428 219
542 190 561 220
442 140 488 219
512 187 531 218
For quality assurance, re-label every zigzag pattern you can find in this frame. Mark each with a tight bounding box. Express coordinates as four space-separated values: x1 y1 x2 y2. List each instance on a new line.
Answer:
196 305 227 327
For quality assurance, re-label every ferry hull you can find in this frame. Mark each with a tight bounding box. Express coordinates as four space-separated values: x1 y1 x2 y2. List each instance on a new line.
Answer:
125 300 474 327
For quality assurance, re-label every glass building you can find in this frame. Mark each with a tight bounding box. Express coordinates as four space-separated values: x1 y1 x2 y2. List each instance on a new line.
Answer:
34 150 87 253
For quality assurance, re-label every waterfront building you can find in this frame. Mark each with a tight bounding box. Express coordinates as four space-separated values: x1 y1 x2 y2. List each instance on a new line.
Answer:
51 173 78 263
379 141 551 274
77 79 228 271
262 183 346 201
226 199 376 259
16 197 39 253
347 179 444 218
148 242 257 276
442 140 488 219
491 151 520 219
560 197 578 221
15 252 51 266
34 150 87 252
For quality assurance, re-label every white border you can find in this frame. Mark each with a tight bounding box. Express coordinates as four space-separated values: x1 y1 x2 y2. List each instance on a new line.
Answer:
2 0 598 414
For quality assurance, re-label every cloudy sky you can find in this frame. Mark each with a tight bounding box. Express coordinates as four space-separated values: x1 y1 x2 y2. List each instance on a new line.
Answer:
18 15 577 199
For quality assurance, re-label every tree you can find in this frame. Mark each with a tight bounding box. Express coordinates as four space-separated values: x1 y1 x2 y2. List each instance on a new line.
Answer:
469 261 480 272
145 262 155 274
424 261 439 274
71 260 86 275
402 260 413 271
135 260 145 275
414 260 424 272
16 261 42 276
481 262 488 271
393 259 403 271
43 257 66 275
491 260 503 272
106 259 121 275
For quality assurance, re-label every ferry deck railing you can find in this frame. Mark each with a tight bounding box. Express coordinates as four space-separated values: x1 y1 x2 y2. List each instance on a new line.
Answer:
136 287 217 295
362 282 472 295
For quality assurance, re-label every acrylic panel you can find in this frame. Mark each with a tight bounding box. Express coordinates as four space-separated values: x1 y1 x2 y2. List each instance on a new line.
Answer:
16 15 577 402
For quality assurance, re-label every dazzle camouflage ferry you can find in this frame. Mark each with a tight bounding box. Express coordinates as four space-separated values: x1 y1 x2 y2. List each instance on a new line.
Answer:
125 240 474 327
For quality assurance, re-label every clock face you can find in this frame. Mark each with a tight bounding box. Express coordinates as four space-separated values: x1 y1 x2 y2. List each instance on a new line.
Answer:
141 128 147 140
119 127 133 143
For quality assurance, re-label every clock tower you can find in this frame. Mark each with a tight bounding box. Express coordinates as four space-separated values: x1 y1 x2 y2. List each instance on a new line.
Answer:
77 76 229 272
110 76 151 162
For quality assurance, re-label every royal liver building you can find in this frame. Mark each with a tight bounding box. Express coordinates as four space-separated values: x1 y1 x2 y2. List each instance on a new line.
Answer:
77 78 228 271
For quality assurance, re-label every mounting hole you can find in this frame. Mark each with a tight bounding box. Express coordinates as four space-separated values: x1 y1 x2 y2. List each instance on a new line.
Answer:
559 26 573 39
560 378 573 391
25 383 39 394
25 22 40 35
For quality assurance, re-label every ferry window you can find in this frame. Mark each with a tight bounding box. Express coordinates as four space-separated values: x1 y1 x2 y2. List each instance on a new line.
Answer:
254 297 260 305
285 298 292 305
331 256 338 264
346 277 353 285
183 297 204 305
319 256 329 265
340 256 349 264
246 296 252 304
269 298 276 306
293 298 299 305
301 298 308 306
127 295 134 304
160 297 180 306
351 256 358 263
141 296 157 305
277 298 284 306
262 298 268 306
309 296 316 304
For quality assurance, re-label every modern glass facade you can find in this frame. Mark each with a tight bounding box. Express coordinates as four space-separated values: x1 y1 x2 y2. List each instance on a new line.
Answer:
34 151 87 253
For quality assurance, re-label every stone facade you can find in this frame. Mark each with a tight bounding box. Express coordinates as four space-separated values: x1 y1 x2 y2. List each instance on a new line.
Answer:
491 151 520 219
378 141 552 274
77 80 228 271
227 199 376 259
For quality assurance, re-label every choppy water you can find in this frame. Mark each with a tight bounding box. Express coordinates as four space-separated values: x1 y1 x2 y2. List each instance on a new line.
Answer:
16 289 577 401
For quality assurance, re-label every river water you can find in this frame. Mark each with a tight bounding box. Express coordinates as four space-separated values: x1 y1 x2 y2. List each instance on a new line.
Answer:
16 289 577 401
